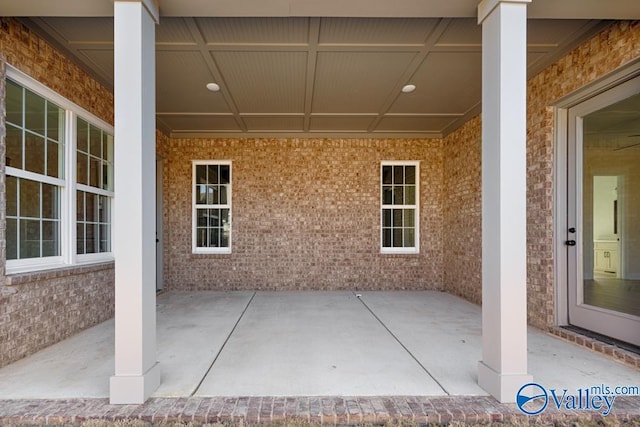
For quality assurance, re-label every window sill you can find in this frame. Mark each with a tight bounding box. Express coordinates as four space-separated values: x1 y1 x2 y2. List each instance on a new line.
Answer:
192 249 232 255
380 249 420 255
191 251 232 257
5 261 115 286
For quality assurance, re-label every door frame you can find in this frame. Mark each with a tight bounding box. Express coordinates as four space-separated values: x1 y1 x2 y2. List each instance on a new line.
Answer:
554 59 640 344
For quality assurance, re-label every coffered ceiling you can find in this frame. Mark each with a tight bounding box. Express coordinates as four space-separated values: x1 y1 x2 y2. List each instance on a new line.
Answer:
22 14 612 138
13 0 640 137
8 1 640 137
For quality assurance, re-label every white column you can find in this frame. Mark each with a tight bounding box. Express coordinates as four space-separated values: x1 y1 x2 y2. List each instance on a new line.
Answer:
477 0 533 403
110 0 160 405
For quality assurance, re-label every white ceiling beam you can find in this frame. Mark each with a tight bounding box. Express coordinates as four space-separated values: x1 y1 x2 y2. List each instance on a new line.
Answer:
2 0 639 18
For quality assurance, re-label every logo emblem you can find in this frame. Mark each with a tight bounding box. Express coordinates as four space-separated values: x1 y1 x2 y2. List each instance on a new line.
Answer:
516 383 548 415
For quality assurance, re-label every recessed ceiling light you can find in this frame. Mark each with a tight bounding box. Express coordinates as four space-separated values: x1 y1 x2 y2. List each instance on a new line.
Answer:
206 82 220 92
402 84 416 93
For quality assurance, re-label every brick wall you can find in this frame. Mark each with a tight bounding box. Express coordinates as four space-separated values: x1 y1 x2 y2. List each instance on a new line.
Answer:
162 138 445 291
442 116 482 305
0 18 115 368
0 265 114 367
526 21 640 328
441 21 640 329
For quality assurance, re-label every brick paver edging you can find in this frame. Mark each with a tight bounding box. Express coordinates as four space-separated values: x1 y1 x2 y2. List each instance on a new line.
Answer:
0 396 639 426
548 327 640 370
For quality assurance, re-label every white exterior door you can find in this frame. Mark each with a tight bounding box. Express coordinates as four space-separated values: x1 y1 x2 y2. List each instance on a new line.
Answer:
566 76 640 346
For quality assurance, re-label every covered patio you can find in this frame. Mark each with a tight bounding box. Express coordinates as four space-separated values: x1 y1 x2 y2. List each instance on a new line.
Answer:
2 0 640 416
0 291 635 401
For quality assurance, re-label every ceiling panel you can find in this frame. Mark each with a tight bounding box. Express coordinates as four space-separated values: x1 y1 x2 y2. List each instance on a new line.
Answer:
196 17 310 44
78 49 114 82
157 51 231 113
435 19 480 46
242 116 304 131
528 20 593 45
318 18 439 45
157 18 197 45
37 17 113 43
376 116 456 132
309 116 376 131
312 51 418 114
213 51 307 113
159 115 240 132
526 52 548 71
388 52 481 114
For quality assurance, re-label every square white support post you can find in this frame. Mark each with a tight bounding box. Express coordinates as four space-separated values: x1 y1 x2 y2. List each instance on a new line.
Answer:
110 0 160 405
477 0 533 403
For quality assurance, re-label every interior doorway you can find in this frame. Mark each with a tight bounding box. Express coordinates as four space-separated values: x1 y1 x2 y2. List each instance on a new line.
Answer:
591 175 621 279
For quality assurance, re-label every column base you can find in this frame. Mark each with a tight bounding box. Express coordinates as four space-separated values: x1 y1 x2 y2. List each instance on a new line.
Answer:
110 362 161 404
478 361 532 403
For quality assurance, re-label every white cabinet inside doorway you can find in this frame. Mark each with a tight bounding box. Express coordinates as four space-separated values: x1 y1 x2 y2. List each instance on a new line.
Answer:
594 240 618 276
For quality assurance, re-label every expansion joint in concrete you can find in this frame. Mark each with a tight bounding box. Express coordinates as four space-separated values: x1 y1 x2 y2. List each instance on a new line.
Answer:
353 292 450 396
191 291 257 396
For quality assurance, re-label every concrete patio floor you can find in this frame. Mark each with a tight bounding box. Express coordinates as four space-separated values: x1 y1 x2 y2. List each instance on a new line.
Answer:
0 291 637 400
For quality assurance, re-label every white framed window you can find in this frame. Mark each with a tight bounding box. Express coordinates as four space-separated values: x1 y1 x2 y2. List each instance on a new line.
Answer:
5 78 65 269
192 161 232 254
381 161 419 254
76 118 114 259
5 66 114 274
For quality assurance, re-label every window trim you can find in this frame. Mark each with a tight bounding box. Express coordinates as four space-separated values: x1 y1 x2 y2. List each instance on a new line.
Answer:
380 160 420 254
192 160 233 254
5 66 115 275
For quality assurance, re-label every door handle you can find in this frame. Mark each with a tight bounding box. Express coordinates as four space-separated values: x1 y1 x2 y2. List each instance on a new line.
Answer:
565 240 576 246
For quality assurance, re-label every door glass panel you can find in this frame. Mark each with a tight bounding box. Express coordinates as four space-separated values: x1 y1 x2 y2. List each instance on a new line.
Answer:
582 92 640 317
